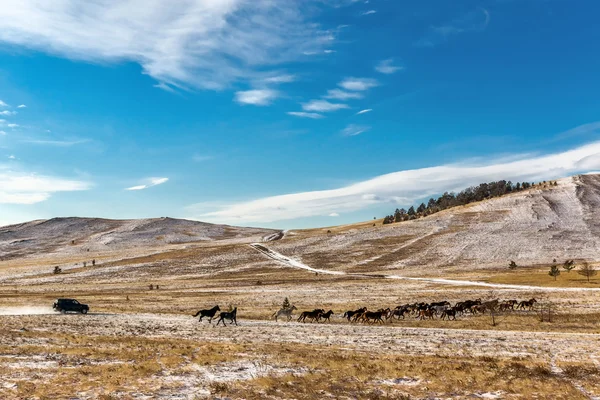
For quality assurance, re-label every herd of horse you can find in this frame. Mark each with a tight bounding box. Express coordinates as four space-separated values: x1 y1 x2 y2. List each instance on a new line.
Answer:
313 298 538 323
192 298 538 326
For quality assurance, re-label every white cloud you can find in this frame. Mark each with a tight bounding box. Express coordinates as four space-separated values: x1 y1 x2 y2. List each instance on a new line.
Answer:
0 100 7 107
375 59 403 74
8 155 15 159
0 130 6 135
324 89 363 100
0 167 90 204
192 137 600 224
287 111 324 119
341 124 370 136
263 74 296 84
361 10 376 15
339 77 378 91
17 104 26 108
356 109 372 115
329 212 340 217
0 1 334 90
125 177 169 191
235 89 278 106
302 99 349 112
7 124 18 128
0 111 16 116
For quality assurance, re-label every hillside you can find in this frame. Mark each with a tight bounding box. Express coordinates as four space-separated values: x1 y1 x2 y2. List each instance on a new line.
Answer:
0 217 278 261
269 174 600 271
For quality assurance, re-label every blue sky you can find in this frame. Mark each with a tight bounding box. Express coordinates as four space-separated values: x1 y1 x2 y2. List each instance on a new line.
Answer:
0 0 599 228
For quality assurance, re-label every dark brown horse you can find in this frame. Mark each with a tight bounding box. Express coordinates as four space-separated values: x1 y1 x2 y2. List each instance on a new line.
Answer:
517 298 537 311
192 305 220 323
298 309 324 323
216 307 237 326
317 310 334 323
343 307 366 322
361 309 387 324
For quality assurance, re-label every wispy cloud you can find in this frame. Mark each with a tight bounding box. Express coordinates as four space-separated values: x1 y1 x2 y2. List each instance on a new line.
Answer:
339 77 378 91
416 8 490 47
329 212 340 217
0 111 16 116
0 100 7 107
361 10 376 16
341 124 371 136
235 89 278 106
262 74 296 84
22 139 89 146
0 166 90 204
192 139 600 224
192 154 214 162
0 131 6 135
125 177 169 191
356 109 372 115
7 124 18 128
302 100 349 112
324 89 363 100
17 104 26 108
0 1 337 90
153 82 176 93
287 111 324 119
375 59 403 74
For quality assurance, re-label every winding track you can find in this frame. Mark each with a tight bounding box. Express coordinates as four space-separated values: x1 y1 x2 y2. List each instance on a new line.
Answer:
249 243 600 292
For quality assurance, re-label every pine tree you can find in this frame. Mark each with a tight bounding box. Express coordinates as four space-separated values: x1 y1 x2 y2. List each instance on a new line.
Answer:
549 265 560 281
407 206 416 216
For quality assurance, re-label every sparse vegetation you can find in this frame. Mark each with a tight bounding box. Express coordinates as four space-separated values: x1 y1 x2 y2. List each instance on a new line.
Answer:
577 262 597 282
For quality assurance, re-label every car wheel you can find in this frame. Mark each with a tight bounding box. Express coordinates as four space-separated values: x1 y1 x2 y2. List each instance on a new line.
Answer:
81 309 88 314
60 309 66 314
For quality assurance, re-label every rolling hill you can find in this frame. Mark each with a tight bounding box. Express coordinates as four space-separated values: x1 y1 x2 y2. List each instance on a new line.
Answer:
0 217 278 261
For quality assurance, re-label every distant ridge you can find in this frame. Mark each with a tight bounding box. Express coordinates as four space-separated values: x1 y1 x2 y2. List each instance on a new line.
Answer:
0 217 278 260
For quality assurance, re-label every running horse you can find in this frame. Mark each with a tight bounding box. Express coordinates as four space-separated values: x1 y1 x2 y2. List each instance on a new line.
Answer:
192 305 221 323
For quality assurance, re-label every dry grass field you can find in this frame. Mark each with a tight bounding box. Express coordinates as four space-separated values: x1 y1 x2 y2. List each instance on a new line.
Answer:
3 176 600 398
2 234 600 399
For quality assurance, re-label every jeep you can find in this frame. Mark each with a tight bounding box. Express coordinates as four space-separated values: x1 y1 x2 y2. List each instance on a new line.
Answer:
53 298 89 314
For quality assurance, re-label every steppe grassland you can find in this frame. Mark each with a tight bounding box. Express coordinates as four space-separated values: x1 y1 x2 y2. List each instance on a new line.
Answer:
2 214 600 398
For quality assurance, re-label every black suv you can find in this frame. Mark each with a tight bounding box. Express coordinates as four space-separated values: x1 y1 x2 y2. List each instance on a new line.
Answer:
53 298 89 314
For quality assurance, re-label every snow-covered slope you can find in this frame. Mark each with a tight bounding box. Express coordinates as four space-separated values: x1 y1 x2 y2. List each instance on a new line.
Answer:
269 174 600 270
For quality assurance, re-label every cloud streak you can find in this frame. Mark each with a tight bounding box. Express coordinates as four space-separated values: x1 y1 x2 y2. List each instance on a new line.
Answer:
192 138 600 224
287 111 324 119
0 167 90 204
302 99 349 112
341 124 370 136
125 177 169 191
